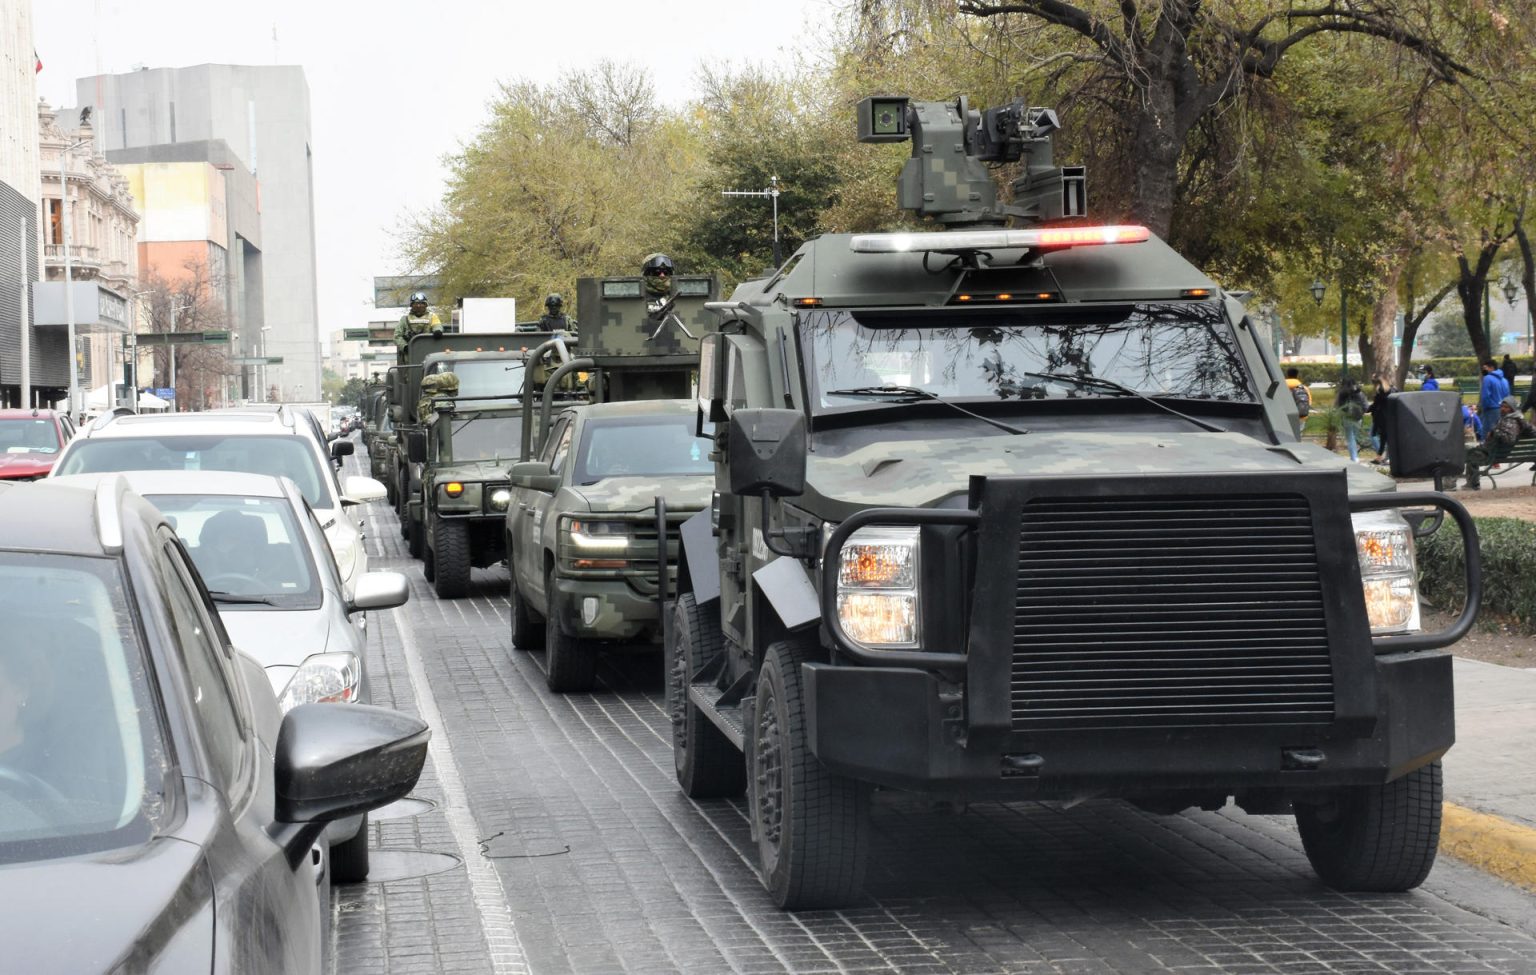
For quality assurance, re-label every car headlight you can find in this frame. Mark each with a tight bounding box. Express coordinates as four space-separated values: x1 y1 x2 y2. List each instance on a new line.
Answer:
487 485 513 512
276 652 362 713
1351 509 1419 634
560 518 634 570
836 526 920 647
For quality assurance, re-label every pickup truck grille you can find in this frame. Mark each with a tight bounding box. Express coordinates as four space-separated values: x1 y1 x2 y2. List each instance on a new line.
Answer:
1011 493 1335 731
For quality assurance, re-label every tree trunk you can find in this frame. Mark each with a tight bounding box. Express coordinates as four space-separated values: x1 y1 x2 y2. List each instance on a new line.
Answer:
1369 266 1402 382
1517 223 1535 360
1457 243 1504 364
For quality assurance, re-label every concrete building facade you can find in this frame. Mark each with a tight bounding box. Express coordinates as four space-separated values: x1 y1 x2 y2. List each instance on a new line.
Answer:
76 64 321 401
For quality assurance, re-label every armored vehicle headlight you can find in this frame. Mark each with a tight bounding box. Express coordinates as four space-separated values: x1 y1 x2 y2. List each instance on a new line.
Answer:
488 486 513 512
836 526 920 648
1350 510 1420 634
277 652 362 714
437 481 481 509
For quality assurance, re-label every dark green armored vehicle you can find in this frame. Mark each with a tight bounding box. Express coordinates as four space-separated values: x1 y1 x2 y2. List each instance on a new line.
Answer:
668 95 1481 909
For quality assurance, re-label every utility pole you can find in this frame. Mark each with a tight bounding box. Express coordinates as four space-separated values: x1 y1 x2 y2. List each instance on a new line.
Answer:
721 175 783 268
60 138 90 421
18 215 30 407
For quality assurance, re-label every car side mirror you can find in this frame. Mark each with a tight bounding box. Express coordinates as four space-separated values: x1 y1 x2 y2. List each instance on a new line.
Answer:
509 460 560 493
697 333 729 425
341 475 388 505
331 439 354 459
274 703 428 826
1385 391 1465 478
728 408 806 497
405 430 427 464
348 570 409 612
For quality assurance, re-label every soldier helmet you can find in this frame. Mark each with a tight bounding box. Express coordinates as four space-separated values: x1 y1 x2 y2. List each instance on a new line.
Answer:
545 293 563 311
409 291 428 305
641 254 675 277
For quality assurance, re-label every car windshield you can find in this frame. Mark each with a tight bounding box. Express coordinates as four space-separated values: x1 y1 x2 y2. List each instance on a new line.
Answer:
797 304 1253 410
55 435 331 509
574 415 712 484
146 494 322 609
449 414 521 462
0 418 61 455
0 553 168 863
437 359 527 399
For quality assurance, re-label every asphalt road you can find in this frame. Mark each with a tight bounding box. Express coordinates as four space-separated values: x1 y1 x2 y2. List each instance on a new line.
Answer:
332 452 1536 975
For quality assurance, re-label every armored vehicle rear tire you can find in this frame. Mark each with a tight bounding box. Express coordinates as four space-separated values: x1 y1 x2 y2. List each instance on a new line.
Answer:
432 520 473 599
544 566 597 692
509 558 544 651
407 511 425 560
1295 760 1442 892
752 637 870 909
668 593 745 798
330 814 370 883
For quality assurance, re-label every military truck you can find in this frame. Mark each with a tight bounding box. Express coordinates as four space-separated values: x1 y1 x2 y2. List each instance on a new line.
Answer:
504 274 718 690
667 95 1482 909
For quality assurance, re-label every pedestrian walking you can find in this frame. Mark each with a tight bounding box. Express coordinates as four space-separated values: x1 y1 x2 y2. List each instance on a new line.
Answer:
1285 367 1311 416
1369 374 1395 463
1336 377 1368 462
1420 366 1440 391
1479 359 1508 441
1502 354 1518 387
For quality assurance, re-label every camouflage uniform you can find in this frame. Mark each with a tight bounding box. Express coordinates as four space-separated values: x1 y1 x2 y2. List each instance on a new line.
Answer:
416 371 460 422
394 311 441 354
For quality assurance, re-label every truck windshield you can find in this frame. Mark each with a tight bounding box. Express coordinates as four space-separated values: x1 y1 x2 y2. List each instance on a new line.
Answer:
450 415 522 461
440 359 527 399
574 415 712 484
797 303 1252 411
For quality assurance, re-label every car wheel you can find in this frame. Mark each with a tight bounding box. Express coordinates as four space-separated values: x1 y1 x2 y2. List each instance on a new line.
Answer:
543 565 596 692
752 637 869 909
509 554 544 651
669 593 745 798
1296 760 1442 891
330 813 370 884
433 520 472 599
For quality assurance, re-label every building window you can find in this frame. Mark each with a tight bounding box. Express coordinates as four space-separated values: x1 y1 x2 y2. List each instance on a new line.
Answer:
47 199 62 245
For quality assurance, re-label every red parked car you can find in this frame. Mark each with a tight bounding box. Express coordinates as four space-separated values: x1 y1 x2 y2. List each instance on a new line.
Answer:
0 409 76 481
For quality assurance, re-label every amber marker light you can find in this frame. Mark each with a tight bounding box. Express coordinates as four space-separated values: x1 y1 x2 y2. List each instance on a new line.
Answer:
445 482 465 497
996 293 1013 301
956 294 973 302
792 297 824 308
1181 288 1213 298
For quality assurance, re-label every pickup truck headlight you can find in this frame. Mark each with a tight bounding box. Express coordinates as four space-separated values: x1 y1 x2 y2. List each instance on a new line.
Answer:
1351 510 1420 634
561 518 634 570
276 652 362 713
836 526 920 647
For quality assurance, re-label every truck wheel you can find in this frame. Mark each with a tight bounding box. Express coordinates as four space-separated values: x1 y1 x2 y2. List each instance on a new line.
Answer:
544 566 596 692
509 558 544 651
433 521 472 599
1296 760 1442 892
751 637 869 909
330 813 370 883
668 593 745 798
407 511 425 560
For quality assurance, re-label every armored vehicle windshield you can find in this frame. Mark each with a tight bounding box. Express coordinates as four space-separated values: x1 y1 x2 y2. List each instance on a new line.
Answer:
800 302 1253 411
573 415 713 485
426 358 527 399
444 414 522 462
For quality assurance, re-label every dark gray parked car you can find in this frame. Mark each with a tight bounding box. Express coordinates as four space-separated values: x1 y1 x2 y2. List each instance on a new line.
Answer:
0 477 428 972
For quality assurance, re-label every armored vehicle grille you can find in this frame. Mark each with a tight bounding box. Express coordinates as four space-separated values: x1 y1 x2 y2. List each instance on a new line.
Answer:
1011 493 1334 730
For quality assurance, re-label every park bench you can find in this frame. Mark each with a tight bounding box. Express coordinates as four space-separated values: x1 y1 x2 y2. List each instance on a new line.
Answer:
1452 378 1529 403
1467 435 1536 489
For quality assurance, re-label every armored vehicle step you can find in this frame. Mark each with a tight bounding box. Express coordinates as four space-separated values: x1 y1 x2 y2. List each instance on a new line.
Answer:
688 684 744 749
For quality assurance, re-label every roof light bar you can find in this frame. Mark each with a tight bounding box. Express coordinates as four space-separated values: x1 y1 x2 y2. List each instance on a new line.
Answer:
850 225 1150 254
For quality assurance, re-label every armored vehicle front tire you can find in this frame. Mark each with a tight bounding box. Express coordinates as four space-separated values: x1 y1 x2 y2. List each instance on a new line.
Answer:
509 557 544 651
330 814 370 883
432 520 473 599
544 566 597 692
1295 760 1442 892
752 637 870 910
668 593 745 799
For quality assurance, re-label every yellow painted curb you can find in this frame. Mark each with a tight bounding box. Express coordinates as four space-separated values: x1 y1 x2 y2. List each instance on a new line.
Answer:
1441 801 1536 890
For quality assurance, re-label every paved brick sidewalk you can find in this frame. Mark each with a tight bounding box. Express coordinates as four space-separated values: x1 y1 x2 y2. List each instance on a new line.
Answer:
333 451 1536 975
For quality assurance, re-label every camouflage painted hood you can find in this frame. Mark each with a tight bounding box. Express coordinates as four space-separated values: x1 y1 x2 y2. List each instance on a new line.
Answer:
569 475 713 514
805 430 1393 515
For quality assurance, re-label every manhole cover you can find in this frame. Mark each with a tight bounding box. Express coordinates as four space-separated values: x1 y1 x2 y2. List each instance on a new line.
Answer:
371 796 436 821
361 851 462 883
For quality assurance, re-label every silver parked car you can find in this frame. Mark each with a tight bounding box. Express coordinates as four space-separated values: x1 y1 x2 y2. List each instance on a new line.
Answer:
51 469 409 882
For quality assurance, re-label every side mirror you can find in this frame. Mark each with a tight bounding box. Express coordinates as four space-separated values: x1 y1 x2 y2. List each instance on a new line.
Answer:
274 703 429 825
728 408 806 497
405 429 427 464
1385 391 1466 478
341 475 388 505
331 439 355 459
348 570 409 612
509 460 561 493
697 333 729 424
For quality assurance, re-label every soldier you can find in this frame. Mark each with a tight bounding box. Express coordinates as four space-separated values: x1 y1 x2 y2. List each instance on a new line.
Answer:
642 253 676 304
394 291 442 361
536 293 576 333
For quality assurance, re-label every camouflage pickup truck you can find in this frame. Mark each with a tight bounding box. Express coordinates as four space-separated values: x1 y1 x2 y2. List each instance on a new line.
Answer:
668 94 1482 909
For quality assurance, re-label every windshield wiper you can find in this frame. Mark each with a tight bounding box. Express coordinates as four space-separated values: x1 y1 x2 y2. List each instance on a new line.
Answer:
1021 372 1228 433
207 591 278 605
822 385 1029 436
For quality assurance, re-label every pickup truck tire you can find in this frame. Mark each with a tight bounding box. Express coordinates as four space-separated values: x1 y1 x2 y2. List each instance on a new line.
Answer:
330 814 370 883
433 520 472 599
509 558 544 651
668 593 745 798
1296 760 1442 892
544 566 597 692
752 637 869 909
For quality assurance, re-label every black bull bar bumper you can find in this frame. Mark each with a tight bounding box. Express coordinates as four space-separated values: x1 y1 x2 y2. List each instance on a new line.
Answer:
809 472 1480 794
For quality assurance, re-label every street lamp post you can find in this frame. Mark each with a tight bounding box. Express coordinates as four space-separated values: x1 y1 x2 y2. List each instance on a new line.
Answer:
1501 279 1528 368
59 138 91 421
259 326 272 403
129 290 153 411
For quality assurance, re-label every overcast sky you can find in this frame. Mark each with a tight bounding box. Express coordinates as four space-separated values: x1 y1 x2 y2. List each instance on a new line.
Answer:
32 0 836 344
